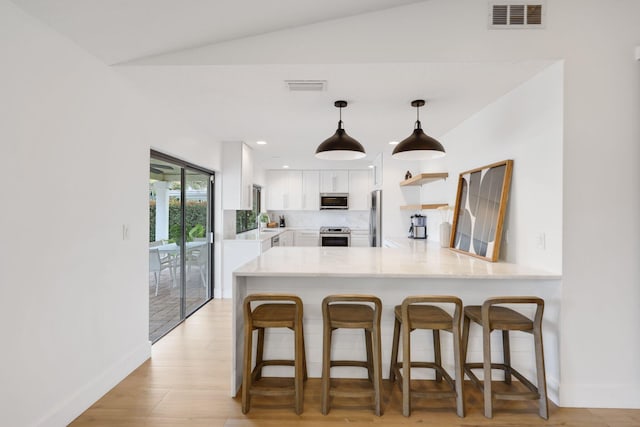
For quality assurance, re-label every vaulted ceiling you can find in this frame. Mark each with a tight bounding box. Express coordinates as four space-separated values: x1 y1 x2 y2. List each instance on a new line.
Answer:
11 0 554 169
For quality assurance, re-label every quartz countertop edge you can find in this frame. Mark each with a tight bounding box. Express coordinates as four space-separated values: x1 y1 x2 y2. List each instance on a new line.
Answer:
224 228 291 242
232 246 561 280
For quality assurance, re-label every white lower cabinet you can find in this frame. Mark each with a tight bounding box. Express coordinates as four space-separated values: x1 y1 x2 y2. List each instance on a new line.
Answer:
279 230 294 247
350 229 370 247
294 230 319 247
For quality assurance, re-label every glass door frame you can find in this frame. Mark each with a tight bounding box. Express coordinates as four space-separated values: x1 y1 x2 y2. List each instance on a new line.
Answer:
150 149 215 339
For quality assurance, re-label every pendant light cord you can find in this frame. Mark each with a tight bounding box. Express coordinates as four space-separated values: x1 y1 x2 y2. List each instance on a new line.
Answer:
415 103 421 130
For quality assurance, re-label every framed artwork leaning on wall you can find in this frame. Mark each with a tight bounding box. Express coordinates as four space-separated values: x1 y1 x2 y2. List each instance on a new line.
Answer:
449 159 513 262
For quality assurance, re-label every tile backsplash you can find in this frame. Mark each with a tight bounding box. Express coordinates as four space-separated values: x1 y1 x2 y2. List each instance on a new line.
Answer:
267 210 369 230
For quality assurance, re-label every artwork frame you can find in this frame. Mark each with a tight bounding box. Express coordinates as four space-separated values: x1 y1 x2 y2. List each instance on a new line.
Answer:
449 160 513 262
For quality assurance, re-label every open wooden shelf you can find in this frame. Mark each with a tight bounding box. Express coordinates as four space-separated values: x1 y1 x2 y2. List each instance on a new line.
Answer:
399 172 448 186
400 203 448 211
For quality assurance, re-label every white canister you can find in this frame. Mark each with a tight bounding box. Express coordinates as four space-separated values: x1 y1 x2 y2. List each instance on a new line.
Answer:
439 222 451 247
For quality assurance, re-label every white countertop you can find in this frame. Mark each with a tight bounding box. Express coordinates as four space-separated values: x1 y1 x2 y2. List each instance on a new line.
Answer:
233 240 560 280
225 227 291 243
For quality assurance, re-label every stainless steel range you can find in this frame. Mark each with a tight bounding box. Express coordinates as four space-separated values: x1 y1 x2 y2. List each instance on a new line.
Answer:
319 226 351 247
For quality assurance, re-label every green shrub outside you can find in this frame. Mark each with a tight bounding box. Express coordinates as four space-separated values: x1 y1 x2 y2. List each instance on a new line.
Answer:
149 200 208 243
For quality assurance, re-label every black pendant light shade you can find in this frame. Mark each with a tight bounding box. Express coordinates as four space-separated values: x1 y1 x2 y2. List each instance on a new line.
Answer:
315 100 366 160
392 100 445 160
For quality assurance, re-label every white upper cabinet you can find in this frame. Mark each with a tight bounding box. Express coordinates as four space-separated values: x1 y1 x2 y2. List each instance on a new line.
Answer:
266 169 370 211
266 170 302 210
222 141 253 210
320 170 349 193
372 153 383 190
301 170 320 210
348 170 371 211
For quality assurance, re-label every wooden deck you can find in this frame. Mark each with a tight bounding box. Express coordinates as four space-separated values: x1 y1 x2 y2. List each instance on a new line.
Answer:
72 300 640 426
149 266 209 342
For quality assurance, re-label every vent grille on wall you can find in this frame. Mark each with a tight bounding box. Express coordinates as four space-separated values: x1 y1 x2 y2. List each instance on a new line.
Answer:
285 80 327 91
489 2 544 28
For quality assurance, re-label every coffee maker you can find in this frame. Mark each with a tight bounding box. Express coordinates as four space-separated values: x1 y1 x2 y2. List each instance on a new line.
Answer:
409 214 427 239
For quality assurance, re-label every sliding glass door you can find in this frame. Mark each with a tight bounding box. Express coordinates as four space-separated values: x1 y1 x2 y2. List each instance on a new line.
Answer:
184 168 211 317
149 151 214 342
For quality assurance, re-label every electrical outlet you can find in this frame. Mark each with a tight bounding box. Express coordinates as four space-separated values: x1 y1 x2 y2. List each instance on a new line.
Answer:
536 232 546 250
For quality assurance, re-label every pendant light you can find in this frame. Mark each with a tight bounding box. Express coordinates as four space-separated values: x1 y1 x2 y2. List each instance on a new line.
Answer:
315 100 366 160
392 99 445 160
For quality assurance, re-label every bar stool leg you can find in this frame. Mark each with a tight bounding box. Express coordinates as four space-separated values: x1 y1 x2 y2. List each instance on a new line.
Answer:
301 323 308 381
372 321 383 416
461 314 471 367
482 325 493 418
295 320 304 415
389 316 401 382
452 316 465 417
433 329 443 382
241 321 253 414
255 328 265 381
321 326 332 415
401 317 411 417
502 330 512 384
534 325 549 419
365 329 374 382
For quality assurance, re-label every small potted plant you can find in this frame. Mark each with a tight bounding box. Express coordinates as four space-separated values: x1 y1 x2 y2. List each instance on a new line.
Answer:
259 213 270 230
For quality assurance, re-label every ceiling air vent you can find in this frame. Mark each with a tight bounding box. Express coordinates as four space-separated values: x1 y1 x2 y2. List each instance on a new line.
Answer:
285 80 327 91
489 2 545 28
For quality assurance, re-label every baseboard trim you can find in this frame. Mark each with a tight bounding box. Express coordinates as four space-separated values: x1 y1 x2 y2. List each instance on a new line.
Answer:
560 383 640 408
35 340 151 427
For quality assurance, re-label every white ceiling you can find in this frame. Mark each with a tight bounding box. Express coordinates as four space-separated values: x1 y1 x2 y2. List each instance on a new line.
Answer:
11 0 555 170
11 0 429 65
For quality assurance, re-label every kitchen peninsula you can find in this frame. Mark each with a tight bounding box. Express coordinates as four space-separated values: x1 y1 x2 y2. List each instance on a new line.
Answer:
231 242 562 402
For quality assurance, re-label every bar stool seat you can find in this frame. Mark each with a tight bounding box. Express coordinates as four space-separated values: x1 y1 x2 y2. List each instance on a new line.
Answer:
389 296 464 417
462 297 548 419
321 295 383 416
242 294 307 415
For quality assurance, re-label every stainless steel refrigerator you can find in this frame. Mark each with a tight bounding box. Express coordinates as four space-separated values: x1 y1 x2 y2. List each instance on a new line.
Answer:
369 190 382 247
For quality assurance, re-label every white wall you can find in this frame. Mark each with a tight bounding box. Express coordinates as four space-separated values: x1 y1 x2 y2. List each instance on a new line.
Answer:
381 154 423 238
424 62 563 273
0 1 221 425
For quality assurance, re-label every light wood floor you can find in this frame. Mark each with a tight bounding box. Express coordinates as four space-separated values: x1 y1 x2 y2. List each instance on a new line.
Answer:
72 300 640 426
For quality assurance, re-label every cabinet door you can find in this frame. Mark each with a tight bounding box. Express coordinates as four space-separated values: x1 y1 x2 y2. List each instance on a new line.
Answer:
280 230 294 246
301 171 320 210
241 144 253 210
294 230 319 247
320 170 349 193
372 153 383 190
266 170 302 210
266 170 287 210
349 170 371 211
350 230 370 247
286 171 303 210
222 142 253 210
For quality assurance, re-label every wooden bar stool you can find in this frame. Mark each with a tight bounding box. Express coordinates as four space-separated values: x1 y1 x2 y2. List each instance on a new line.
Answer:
389 296 465 417
321 294 383 416
461 297 548 419
242 294 307 415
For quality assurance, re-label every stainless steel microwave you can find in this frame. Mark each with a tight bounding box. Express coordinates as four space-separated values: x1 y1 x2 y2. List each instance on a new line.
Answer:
320 193 349 210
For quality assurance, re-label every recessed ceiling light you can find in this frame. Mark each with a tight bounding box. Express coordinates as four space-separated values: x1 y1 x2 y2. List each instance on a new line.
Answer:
368 165 374 169
256 140 267 145
283 165 290 169
389 141 399 145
